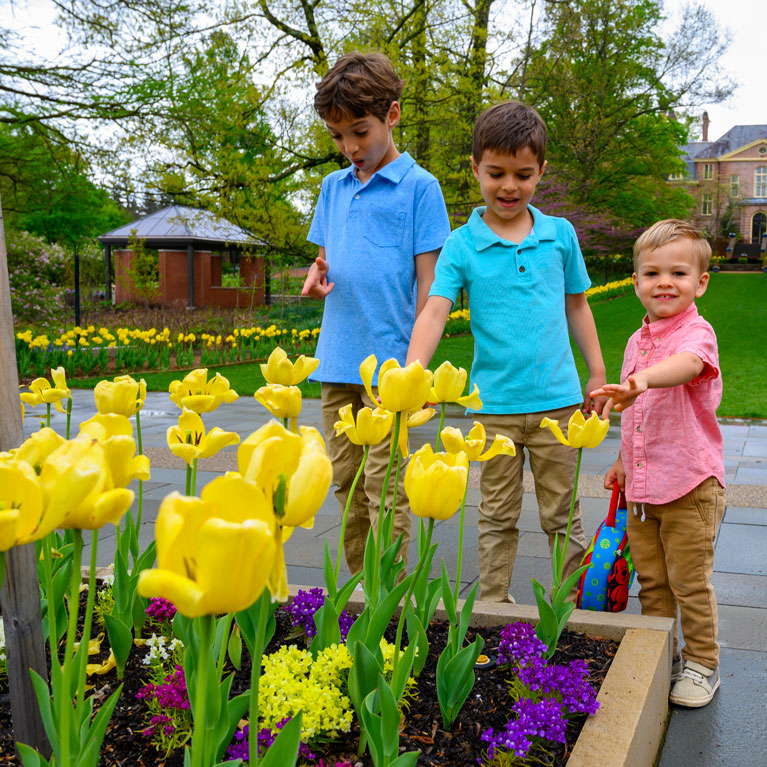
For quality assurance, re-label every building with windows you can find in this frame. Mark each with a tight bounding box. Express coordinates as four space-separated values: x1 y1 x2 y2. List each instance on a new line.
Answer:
671 113 767 250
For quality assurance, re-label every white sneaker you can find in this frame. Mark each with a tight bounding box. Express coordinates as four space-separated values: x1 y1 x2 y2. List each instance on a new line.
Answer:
669 661 720 708
671 655 683 684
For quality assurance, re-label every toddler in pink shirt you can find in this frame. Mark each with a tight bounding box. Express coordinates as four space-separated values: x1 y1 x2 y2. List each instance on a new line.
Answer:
591 219 725 709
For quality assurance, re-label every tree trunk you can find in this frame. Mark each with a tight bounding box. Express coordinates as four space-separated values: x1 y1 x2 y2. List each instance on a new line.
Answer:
0 193 52 759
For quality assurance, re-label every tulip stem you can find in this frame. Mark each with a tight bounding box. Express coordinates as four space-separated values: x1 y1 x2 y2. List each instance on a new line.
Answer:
191 458 198 496
454 478 470 605
390 448 402 540
556 447 582 589
76 530 99 718
42 535 58 661
46 402 51 428
60 529 84 767
185 464 192 496
336 445 369 587
65 396 72 439
249 590 270 767
191 614 214 767
136 410 143 531
374 411 401 607
391 519 434 690
435 403 446 451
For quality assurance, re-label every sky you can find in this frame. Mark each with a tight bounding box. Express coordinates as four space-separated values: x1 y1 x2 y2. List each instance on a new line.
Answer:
3 0 765 143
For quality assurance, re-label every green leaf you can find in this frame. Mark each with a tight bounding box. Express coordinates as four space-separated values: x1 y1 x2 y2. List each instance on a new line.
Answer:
260 711 303 767
390 752 421 767
344 607 369 649
135 540 157 573
17 743 48 767
552 564 591 613
104 615 133 679
348 640 384 715
78 684 124 767
457 582 479 643
405 606 429 677
309 599 342 657
440 561 457 625
437 636 484 726
333 570 363 614
390 640 417 702
364 575 413 652
227 624 242 671
28 670 60 759
322 539 337 601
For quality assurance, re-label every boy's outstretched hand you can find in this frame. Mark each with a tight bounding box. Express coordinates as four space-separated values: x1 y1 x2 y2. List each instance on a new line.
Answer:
591 374 647 414
301 255 334 299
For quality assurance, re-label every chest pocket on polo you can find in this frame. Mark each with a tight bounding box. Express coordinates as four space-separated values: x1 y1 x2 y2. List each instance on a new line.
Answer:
362 204 406 248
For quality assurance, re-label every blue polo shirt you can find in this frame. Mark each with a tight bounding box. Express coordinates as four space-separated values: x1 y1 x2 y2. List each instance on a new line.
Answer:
430 205 591 414
308 152 451 384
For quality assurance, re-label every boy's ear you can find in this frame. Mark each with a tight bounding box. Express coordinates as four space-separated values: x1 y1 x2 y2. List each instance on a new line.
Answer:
538 159 547 179
696 269 710 298
387 101 401 129
470 155 480 181
632 272 639 295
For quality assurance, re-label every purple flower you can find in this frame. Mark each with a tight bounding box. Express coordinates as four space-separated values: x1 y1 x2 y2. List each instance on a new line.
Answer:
225 718 316 763
137 665 190 712
496 622 547 665
146 597 177 622
517 657 599 716
284 588 354 640
142 713 175 738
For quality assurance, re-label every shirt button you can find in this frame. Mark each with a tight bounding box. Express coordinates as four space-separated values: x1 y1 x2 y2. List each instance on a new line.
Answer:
354 194 360 200
637 461 643 468
636 425 642 432
640 350 647 356
519 265 525 273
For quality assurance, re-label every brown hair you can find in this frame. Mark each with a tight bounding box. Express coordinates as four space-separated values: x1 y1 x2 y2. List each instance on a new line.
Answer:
472 101 547 166
633 219 712 273
314 52 405 123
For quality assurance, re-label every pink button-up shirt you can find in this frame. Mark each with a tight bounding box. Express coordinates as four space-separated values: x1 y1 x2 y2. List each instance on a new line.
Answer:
620 303 725 505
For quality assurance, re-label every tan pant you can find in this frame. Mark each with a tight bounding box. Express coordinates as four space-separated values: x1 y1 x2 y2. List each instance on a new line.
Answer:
475 407 587 602
627 477 725 669
321 383 411 575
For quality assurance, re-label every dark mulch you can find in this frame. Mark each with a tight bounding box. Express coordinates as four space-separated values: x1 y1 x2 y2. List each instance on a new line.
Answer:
0 607 618 767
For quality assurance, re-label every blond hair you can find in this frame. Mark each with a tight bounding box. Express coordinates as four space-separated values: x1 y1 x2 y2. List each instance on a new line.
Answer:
633 219 712 273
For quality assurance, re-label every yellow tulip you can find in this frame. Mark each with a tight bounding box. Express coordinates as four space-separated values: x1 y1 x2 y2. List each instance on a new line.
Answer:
394 406 436 459
40 435 133 531
404 444 469 521
93 375 147 417
79 414 151 488
360 354 433 413
166 409 240 466
333 404 393 446
441 421 516 461
0 458 45 550
539 409 610 449
254 384 302 424
261 347 320 385
237 420 303 501
281 426 333 530
14 428 66 473
20 367 71 414
430 361 483 409
137 483 276 617
168 368 239 413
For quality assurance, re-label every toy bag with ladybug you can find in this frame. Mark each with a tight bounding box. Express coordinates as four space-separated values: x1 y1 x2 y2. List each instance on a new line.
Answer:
576 482 635 612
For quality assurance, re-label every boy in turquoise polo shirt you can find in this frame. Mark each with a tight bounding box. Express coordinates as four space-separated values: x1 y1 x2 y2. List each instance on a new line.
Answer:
407 100 606 602
302 52 451 575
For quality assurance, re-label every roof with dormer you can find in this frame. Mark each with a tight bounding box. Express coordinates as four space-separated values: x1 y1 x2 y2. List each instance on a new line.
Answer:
679 125 767 179
98 205 265 249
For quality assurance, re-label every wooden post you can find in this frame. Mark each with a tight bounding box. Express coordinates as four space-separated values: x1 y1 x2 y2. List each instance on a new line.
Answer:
0 193 51 758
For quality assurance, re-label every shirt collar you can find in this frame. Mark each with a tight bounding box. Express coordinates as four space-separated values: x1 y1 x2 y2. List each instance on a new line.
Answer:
344 152 416 185
641 302 699 340
467 204 557 252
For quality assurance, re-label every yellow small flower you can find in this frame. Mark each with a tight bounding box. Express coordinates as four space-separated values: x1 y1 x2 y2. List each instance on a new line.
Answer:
360 354 433 413
430 361 483 409
94 375 147 417
539 409 609 449
440 421 516 461
254 384 302 425
261 347 320 386
166 409 240 466
20 367 70 413
168 369 239 413
404 444 468 521
333 404 393 446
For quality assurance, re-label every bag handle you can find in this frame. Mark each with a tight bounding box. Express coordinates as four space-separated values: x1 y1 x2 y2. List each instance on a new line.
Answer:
606 481 626 528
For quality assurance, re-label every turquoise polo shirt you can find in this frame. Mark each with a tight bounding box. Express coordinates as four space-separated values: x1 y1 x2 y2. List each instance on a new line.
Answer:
308 152 451 385
430 205 591 414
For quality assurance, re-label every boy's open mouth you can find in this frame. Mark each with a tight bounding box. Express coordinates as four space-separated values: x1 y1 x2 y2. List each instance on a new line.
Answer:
653 293 677 300
497 196 518 208
352 158 364 167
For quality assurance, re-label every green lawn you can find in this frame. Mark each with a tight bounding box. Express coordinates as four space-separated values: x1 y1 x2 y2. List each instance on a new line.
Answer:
70 274 767 418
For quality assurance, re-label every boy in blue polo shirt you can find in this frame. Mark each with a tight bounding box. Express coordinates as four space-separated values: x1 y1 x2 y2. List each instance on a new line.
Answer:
302 52 451 575
407 100 606 602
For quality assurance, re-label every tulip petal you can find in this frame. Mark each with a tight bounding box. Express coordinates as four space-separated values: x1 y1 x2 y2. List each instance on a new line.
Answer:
456 383 483 410
359 354 378 405
0 509 19 551
540 417 571 447
138 568 206 618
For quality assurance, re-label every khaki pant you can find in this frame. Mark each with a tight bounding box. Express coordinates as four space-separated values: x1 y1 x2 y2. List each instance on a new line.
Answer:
627 476 725 669
475 406 587 602
321 383 411 575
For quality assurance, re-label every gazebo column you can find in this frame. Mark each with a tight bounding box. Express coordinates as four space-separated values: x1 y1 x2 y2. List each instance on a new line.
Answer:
187 244 195 308
104 243 112 304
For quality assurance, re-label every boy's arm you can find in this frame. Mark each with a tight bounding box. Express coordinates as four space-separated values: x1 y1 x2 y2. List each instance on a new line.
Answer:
415 250 439 317
406 295 452 367
604 452 625 491
301 247 334 299
591 352 705 412
565 292 607 412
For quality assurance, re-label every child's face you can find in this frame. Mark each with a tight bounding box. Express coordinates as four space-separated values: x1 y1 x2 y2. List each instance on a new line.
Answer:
633 238 709 323
470 147 545 233
324 102 400 183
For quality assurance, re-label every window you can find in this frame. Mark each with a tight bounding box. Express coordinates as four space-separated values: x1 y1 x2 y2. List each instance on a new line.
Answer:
730 175 740 197
668 171 684 181
755 167 767 197
703 163 714 181
701 193 713 216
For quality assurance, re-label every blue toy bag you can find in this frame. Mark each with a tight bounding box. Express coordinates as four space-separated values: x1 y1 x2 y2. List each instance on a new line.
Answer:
576 482 635 612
